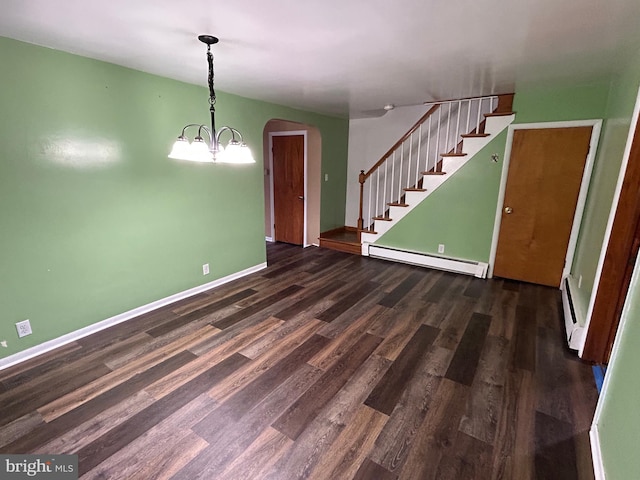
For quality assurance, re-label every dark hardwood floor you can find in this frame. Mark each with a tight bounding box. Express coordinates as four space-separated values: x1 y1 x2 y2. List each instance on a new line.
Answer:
0 242 599 479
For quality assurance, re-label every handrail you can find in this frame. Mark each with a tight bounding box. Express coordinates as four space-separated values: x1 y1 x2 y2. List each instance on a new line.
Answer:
361 104 440 181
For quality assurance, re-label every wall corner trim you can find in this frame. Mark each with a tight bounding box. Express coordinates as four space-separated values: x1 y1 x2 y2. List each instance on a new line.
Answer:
590 424 606 480
0 262 267 371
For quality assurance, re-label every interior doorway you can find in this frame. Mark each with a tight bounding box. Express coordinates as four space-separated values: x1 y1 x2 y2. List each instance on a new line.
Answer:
263 120 322 248
493 126 593 286
272 134 305 245
489 120 601 286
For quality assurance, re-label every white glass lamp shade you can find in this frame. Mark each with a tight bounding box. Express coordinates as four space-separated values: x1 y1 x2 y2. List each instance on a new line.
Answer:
189 137 214 162
216 140 255 164
168 137 191 160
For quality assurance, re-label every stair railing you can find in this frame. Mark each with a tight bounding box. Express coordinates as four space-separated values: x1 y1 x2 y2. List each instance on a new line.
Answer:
357 95 500 232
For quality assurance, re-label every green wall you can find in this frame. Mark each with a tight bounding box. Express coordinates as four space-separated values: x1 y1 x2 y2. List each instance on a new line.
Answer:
374 82 609 262
0 36 348 359
596 262 640 479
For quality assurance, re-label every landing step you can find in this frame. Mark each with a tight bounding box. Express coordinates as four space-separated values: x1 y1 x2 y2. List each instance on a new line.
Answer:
387 202 409 207
422 171 447 175
373 216 393 221
441 153 467 157
484 111 516 117
319 227 360 255
461 133 490 138
404 187 427 192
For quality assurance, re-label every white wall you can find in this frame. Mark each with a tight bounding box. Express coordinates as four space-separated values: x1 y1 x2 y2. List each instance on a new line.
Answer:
345 105 429 226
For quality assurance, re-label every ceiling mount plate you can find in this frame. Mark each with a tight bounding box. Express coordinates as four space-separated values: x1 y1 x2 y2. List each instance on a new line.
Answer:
198 35 219 45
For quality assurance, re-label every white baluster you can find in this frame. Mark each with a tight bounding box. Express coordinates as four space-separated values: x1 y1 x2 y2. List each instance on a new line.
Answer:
415 124 422 186
455 100 461 153
476 97 483 134
407 133 413 190
445 102 452 155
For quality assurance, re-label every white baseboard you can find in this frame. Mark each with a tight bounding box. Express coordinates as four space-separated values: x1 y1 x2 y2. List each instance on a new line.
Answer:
0 262 267 371
265 236 274 242
368 245 488 278
590 424 606 480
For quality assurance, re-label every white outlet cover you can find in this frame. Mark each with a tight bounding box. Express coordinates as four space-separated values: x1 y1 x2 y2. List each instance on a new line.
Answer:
202 263 210 275
438 244 445 254
16 319 32 338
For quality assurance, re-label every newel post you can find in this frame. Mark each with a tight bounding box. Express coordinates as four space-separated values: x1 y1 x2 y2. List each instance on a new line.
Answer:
358 170 365 231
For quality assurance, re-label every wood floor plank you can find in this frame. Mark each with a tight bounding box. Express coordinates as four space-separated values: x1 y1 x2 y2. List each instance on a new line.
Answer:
374 310 424 361
216 427 293 480
3 350 197 453
490 369 536 480
274 280 347 321
445 312 492 386
75 352 250 475
0 411 44 449
512 305 537 371
39 390 157 455
316 281 379 322
364 324 440 415
307 405 388 480
534 410 579 480
435 430 493 479
353 459 398 480
0 361 112 429
39 328 210 421
263 354 392 480
175 363 324 479
192 334 331 440
422 271 458 302
397 378 470 480
147 288 258 337
378 271 424 308
210 318 324 403
213 284 305 330
308 305 385 370
272 333 382 440
80 393 214 480
536 325 578 425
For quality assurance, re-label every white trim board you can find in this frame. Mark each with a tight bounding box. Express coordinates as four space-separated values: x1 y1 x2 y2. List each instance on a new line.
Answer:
0 262 267 371
368 245 488 278
580 86 640 356
268 130 309 247
561 275 587 350
590 425 606 480
488 119 603 283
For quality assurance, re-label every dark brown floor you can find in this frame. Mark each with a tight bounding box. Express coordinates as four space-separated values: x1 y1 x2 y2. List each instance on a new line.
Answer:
0 242 598 479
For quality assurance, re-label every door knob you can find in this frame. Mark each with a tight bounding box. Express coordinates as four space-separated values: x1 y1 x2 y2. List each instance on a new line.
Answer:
504 206 513 214
298 196 304 200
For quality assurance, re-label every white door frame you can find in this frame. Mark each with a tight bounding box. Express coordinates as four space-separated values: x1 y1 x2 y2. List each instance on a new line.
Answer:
268 131 309 247
488 119 603 284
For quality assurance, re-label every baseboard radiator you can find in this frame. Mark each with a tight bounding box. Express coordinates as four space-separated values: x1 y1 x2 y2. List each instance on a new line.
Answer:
368 245 488 278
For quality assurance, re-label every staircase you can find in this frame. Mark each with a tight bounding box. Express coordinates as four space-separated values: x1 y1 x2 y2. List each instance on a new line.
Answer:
320 93 515 273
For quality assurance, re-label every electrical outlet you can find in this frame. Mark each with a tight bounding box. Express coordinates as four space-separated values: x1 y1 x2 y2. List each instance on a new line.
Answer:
202 263 210 275
438 244 445 254
578 275 583 289
1 340 7 348
16 320 32 338
324 174 329 182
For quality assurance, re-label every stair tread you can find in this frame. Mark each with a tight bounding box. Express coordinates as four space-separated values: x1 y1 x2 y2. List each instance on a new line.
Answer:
373 216 392 221
387 202 409 207
441 153 467 157
422 171 447 175
404 188 427 192
484 111 516 117
461 133 490 138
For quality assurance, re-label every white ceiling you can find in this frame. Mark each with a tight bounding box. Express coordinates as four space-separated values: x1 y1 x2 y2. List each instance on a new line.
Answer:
1 0 639 117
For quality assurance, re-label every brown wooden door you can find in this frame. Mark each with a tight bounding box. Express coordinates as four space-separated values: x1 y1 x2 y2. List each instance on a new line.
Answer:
273 135 304 245
493 127 592 287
